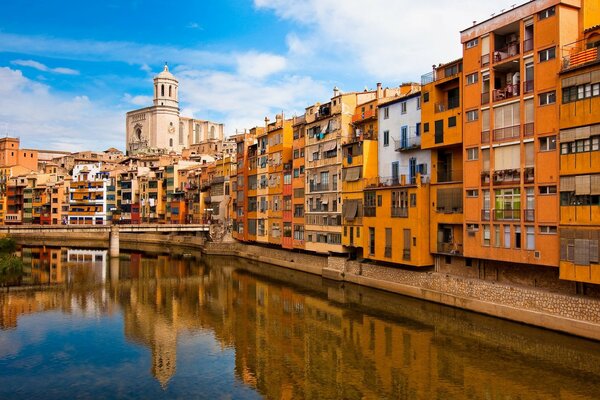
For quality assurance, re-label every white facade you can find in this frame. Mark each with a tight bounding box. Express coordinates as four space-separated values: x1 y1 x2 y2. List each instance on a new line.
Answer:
126 64 224 155
378 93 431 184
69 163 111 225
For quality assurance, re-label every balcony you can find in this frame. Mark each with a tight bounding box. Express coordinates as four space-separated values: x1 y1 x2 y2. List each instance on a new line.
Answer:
523 209 535 222
481 130 490 144
437 169 462 183
352 108 376 123
493 208 521 221
492 84 519 102
481 171 491 186
434 99 460 113
561 39 600 71
394 135 421 152
524 123 534 137
309 183 333 192
481 54 490 67
481 209 490 221
348 129 376 144
524 167 535 183
391 207 408 218
493 125 520 142
523 38 533 53
493 42 520 63
437 242 463 255
523 80 534 94
493 169 521 185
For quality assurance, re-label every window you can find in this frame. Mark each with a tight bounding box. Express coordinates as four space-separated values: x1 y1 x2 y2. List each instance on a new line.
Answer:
466 147 479 161
383 107 389 119
466 73 478 85
539 91 556 106
383 130 390 147
417 97 421 110
401 102 407 114
538 47 556 62
539 135 556 151
539 225 557 234
424 122 430 133
369 227 375 255
483 225 490 246
423 92 429 103
494 225 501 247
526 226 535 250
515 226 522 249
562 82 600 103
466 110 478 122
466 38 478 49
448 116 456 128
538 6 555 20
539 185 557 195
504 225 511 248
466 189 479 197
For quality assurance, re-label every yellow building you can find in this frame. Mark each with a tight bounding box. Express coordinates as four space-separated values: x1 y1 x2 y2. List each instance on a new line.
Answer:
558 25 600 284
342 97 379 255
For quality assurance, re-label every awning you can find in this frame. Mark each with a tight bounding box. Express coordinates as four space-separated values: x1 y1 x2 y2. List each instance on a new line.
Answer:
322 140 337 152
345 200 358 221
344 167 361 182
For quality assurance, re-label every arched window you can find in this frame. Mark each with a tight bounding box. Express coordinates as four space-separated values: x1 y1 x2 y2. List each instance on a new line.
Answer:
195 124 201 144
169 85 172 97
210 126 215 139
179 123 184 145
161 84 164 96
169 138 173 147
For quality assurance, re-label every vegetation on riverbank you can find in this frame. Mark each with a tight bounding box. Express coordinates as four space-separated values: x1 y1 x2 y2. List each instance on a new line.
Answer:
0 237 24 287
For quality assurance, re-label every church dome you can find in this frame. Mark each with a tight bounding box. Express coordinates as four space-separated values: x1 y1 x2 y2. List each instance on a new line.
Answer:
155 64 176 80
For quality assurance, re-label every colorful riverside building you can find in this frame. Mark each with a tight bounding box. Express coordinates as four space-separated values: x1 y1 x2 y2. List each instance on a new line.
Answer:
291 116 306 250
459 0 599 277
362 86 433 266
266 115 293 247
68 163 114 225
558 24 600 285
304 88 373 254
256 126 269 244
232 128 260 241
421 59 465 270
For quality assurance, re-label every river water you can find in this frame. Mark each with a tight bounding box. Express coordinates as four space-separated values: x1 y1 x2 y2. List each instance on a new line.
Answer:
1 247 600 399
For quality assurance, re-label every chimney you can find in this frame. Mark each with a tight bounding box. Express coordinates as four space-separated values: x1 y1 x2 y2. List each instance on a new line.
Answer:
376 82 383 99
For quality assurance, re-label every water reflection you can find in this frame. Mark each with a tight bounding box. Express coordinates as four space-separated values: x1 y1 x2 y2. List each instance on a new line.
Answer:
2 247 600 399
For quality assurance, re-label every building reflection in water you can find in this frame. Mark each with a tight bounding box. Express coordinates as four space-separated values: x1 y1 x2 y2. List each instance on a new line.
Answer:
2 248 600 399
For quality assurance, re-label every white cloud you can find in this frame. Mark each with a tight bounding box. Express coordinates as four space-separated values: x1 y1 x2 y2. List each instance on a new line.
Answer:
235 51 287 78
122 93 152 106
176 67 329 135
256 0 520 81
186 22 202 30
0 67 123 152
11 59 79 75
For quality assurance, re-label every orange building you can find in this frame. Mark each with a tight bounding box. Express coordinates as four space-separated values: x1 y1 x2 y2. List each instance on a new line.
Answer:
421 59 465 271
0 137 38 171
291 116 306 250
558 24 600 285
266 115 293 246
459 0 597 271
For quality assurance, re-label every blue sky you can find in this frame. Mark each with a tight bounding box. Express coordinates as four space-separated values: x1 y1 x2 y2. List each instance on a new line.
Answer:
0 0 517 152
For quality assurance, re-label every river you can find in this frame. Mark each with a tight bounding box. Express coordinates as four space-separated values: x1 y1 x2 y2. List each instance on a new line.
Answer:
1 246 600 399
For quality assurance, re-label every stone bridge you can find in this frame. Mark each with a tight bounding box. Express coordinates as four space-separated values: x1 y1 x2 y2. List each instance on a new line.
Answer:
0 224 210 257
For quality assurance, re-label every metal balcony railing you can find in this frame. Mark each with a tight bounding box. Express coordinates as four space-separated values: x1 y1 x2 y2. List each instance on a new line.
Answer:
561 39 600 71
481 91 490 105
523 209 535 222
437 242 463 255
493 125 520 141
481 130 490 144
523 38 534 53
493 208 521 221
524 123 534 137
523 80 534 93
492 84 520 102
481 209 491 221
391 207 408 218
493 42 520 62
437 169 463 183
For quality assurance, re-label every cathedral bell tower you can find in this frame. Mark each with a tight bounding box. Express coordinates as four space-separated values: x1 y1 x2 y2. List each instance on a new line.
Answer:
153 63 179 109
